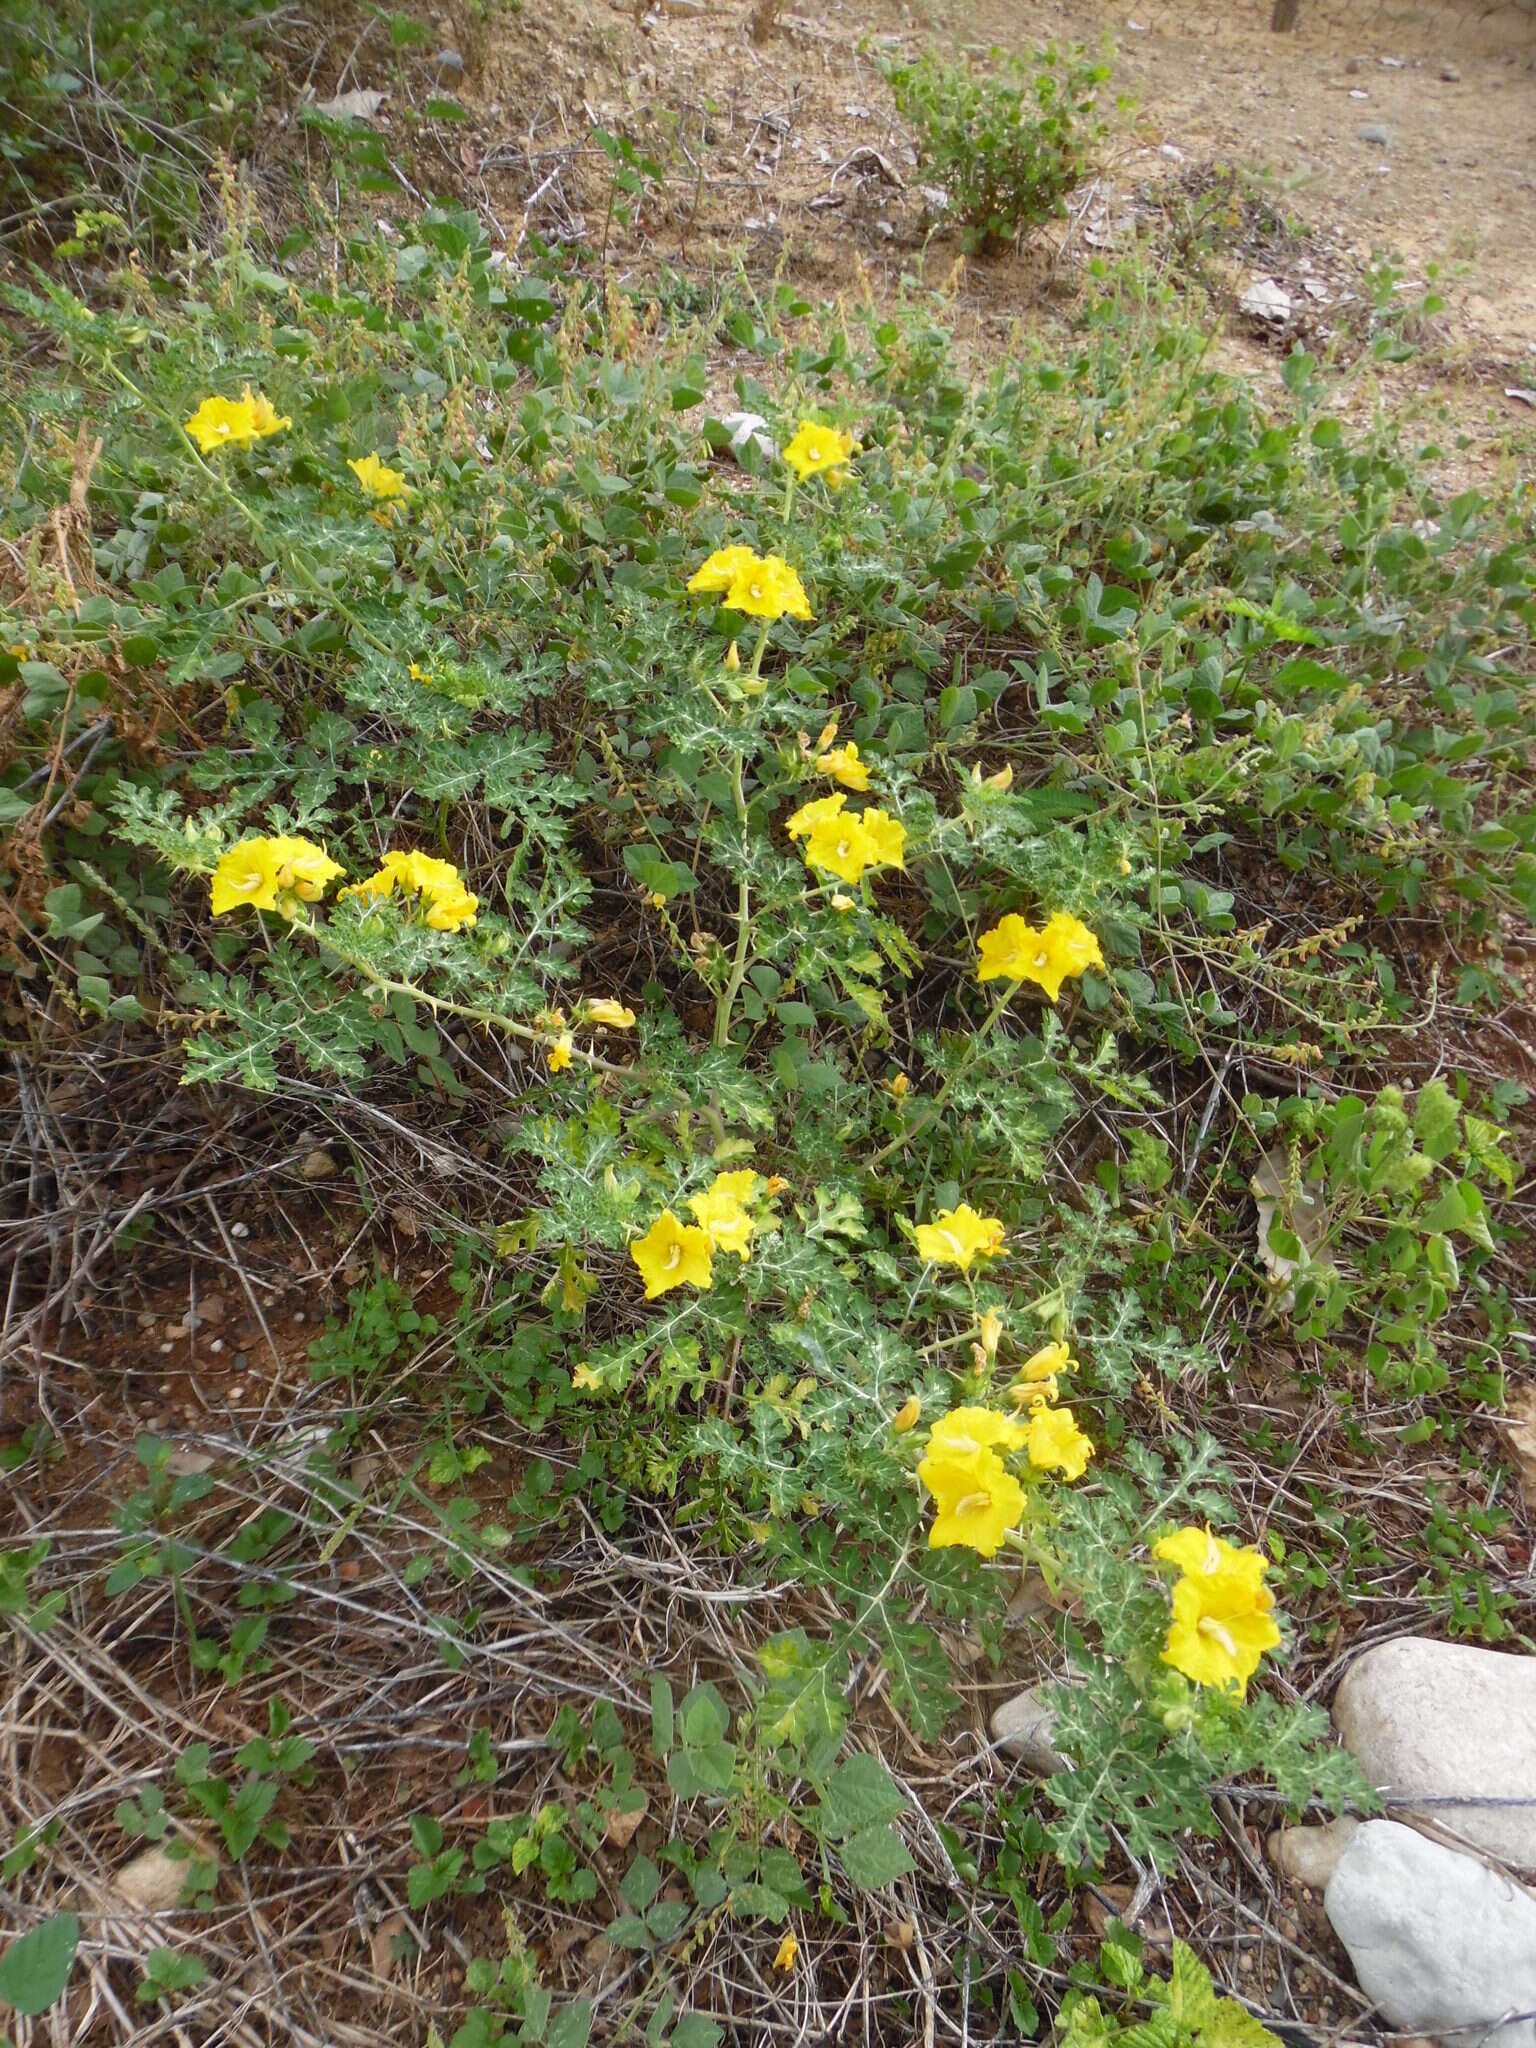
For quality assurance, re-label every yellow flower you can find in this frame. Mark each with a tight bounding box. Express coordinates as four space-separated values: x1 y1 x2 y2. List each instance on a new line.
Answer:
724 552 812 623
772 1930 799 1972
799 805 906 886
1025 1404 1094 1482
348 452 410 499
919 1447 1025 1557
687 545 759 596
926 1405 1027 1459
183 387 291 454
1155 1528 1280 1696
631 1210 714 1300
830 892 856 913
976 911 1104 1001
583 999 636 1030
349 849 478 931
969 760 1013 791
546 1032 574 1074
857 809 906 870
892 1395 922 1433
782 420 856 483
687 1169 761 1260
912 1204 1005 1272
978 1309 1005 1359
409 661 433 684
1152 1526 1271 1595
209 835 343 917
571 1363 603 1391
887 1072 910 1099
815 741 871 792
786 792 847 841
1008 1339 1075 1405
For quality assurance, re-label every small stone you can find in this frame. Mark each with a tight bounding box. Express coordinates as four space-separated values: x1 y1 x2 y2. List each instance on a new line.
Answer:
1439 63 1460 81
229 1221 250 1240
115 1843 190 1911
433 47 465 74
1358 124 1390 147
1270 1818 1361 1891
1332 1638 1536 1869
298 1147 338 1182
233 1353 249 1372
990 1687 1070 1775
1345 54 1365 73
1325 1821 1536 2046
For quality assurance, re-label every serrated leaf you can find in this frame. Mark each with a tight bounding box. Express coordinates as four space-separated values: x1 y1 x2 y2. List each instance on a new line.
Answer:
1168 1940 1218 2027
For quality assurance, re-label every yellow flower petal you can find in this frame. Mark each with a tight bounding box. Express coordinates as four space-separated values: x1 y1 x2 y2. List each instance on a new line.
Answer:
348 451 410 499
976 911 1103 1000
1024 1404 1094 1483
687 545 759 596
772 1930 799 1971
814 741 871 792
918 1447 1024 1557
782 420 857 483
583 999 637 1029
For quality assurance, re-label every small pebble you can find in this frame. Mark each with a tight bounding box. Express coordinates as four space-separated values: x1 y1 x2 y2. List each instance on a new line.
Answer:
158 1341 174 1355
1345 54 1365 73
209 1339 224 1355
233 1352 249 1372
1359 124 1390 146
293 1312 305 1325
433 47 465 74
230 1221 250 1239
1440 62 1460 81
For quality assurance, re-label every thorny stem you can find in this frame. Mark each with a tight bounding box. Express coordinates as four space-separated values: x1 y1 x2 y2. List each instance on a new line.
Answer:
867 977 1023 1167
712 621 772 1051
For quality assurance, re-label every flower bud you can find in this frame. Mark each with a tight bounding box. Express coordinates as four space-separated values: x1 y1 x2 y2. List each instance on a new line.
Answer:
892 1396 922 1433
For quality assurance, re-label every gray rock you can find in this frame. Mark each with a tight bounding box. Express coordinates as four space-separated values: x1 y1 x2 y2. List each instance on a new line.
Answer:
1333 1638 1536 1868
1269 1817 1361 1891
1325 1821 1536 2047
433 48 466 75
1358 124 1391 147
990 1687 1070 1774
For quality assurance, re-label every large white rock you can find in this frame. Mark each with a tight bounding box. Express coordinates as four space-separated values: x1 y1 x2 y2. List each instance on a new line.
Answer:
1332 1638 1536 1868
1324 1821 1536 2047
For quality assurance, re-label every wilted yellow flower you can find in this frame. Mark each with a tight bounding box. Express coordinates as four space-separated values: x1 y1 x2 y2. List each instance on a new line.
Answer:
583 999 636 1030
772 1930 799 1972
978 1309 1004 1359
830 892 856 913
815 741 871 792
349 849 477 931
782 420 856 483
892 1395 922 1433
1008 1339 1075 1406
976 911 1104 1001
348 452 410 499
687 1169 761 1260
1155 1526 1279 1696
210 835 343 917
724 552 812 622
918 1448 1024 1557
887 1072 910 1099
912 1204 1005 1272
630 1210 714 1300
970 760 1013 791
1025 1404 1094 1482
546 1032 574 1074
183 387 291 454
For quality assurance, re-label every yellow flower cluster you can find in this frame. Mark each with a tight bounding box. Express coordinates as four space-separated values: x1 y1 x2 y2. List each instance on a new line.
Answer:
785 791 905 886
976 911 1104 1002
688 547 812 622
630 1170 768 1300
782 419 856 485
348 849 478 932
814 740 870 792
1154 1526 1280 1697
183 388 291 454
210 835 344 917
916 1396 1093 1557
